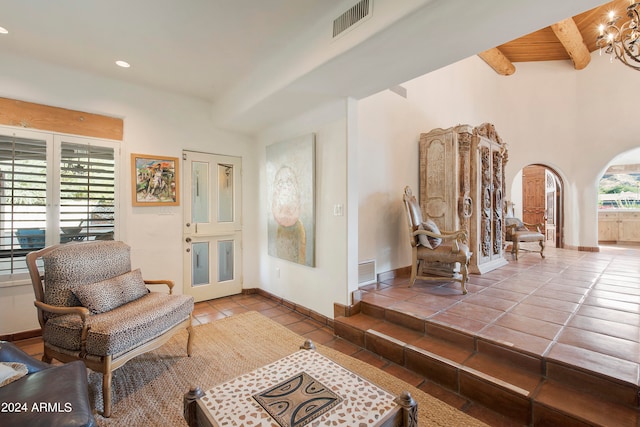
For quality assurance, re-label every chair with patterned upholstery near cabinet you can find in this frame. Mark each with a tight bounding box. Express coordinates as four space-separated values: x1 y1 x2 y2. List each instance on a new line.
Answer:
505 217 545 260
402 186 472 294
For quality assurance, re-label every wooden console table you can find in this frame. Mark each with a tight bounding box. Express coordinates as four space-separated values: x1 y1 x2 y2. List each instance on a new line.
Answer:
184 340 417 427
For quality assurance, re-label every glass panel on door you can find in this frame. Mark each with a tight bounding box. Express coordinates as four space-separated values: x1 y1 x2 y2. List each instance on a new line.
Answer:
218 240 234 282
218 164 233 222
192 161 209 224
192 242 209 286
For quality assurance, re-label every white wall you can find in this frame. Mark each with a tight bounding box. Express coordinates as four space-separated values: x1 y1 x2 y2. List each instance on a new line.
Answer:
357 56 502 274
257 100 353 318
0 52 257 334
358 51 638 274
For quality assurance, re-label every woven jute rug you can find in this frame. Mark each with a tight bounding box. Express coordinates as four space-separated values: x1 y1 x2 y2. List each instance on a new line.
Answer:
89 311 489 427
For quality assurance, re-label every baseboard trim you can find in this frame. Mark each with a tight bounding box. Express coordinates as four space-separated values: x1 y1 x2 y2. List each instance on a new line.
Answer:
564 245 600 252
243 288 334 329
1 328 42 342
377 266 411 282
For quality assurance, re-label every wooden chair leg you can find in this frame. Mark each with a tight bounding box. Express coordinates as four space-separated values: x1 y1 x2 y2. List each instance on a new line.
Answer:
539 240 545 258
409 254 418 287
102 357 113 418
460 263 469 295
514 242 520 260
186 322 194 357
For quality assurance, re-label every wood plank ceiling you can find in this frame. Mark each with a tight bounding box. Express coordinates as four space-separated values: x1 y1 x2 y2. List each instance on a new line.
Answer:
479 0 627 75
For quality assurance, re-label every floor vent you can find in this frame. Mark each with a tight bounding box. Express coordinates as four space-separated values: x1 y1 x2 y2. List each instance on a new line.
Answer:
333 0 372 38
358 259 376 284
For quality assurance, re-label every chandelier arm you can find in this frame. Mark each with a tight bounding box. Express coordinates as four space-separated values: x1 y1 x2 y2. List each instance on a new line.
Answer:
597 2 640 71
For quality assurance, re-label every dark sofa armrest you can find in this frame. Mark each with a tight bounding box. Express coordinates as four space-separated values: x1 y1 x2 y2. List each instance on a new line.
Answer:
0 341 51 373
0 359 96 427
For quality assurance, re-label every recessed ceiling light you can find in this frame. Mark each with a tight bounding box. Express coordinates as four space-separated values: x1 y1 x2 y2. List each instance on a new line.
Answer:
0 27 8 34
115 60 130 68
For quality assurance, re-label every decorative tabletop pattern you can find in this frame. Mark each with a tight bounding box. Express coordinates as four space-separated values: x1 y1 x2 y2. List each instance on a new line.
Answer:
252 371 342 427
201 350 399 426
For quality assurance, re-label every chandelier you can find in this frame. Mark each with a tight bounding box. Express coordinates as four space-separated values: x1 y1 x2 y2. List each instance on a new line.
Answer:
597 2 640 70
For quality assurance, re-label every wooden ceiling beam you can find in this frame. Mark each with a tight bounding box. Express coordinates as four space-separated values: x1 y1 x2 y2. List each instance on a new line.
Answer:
550 17 591 70
478 47 516 76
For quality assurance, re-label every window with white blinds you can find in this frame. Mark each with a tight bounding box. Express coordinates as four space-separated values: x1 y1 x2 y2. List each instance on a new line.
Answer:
60 141 115 243
0 135 48 275
0 128 118 277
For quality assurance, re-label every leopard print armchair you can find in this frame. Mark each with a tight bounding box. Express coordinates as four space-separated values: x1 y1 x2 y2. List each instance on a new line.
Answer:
27 240 194 418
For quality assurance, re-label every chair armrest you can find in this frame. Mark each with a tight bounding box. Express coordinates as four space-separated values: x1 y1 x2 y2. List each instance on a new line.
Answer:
506 222 544 234
34 301 91 320
414 228 466 239
444 230 468 252
522 222 544 232
144 279 175 295
413 229 467 252
34 301 92 356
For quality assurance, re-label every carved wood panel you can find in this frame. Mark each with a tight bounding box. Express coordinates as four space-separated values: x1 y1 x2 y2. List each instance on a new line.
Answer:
419 123 508 274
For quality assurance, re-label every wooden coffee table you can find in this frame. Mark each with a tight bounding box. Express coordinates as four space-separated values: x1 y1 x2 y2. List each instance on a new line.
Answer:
184 340 417 427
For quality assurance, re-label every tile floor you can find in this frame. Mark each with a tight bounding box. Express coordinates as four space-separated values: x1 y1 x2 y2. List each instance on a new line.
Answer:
358 244 640 389
12 243 639 426
14 294 517 426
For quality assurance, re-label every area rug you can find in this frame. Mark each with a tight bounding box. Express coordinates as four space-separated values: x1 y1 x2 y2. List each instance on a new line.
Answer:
88 311 488 426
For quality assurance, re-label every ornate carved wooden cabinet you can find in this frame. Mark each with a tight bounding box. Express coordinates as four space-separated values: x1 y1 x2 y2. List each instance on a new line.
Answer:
419 123 508 274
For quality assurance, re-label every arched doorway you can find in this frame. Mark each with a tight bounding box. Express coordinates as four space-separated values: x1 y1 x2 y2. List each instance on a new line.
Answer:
512 164 564 248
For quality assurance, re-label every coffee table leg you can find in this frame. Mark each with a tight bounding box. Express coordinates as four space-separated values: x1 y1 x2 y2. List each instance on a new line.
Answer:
300 339 316 350
184 386 205 427
395 391 418 426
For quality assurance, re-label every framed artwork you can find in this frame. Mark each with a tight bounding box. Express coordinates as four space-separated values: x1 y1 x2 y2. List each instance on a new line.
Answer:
131 153 180 206
266 134 316 267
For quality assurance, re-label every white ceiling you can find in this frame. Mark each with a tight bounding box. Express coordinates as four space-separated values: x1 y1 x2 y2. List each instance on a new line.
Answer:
0 0 606 133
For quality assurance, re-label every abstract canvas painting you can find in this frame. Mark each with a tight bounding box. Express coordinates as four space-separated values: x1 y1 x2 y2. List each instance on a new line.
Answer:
266 134 315 267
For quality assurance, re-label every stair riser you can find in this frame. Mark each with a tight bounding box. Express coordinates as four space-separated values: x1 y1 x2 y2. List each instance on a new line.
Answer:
546 361 639 408
333 321 366 348
405 347 459 390
531 404 594 427
460 374 531 425
365 331 405 366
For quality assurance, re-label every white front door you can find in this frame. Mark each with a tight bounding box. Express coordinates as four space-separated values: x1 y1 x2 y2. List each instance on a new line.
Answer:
182 151 242 302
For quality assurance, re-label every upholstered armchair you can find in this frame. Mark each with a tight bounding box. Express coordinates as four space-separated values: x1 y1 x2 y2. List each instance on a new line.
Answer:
402 186 472 294
26 240 194 418
505 217 545 260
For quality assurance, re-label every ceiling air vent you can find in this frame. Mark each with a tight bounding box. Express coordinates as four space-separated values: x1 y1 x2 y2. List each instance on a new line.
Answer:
333 0 372 38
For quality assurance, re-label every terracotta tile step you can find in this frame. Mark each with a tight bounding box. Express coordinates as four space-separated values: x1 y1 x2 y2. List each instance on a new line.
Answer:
357 300 640 401
334 313 543 424
333 306 640 426
533 380 639 426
